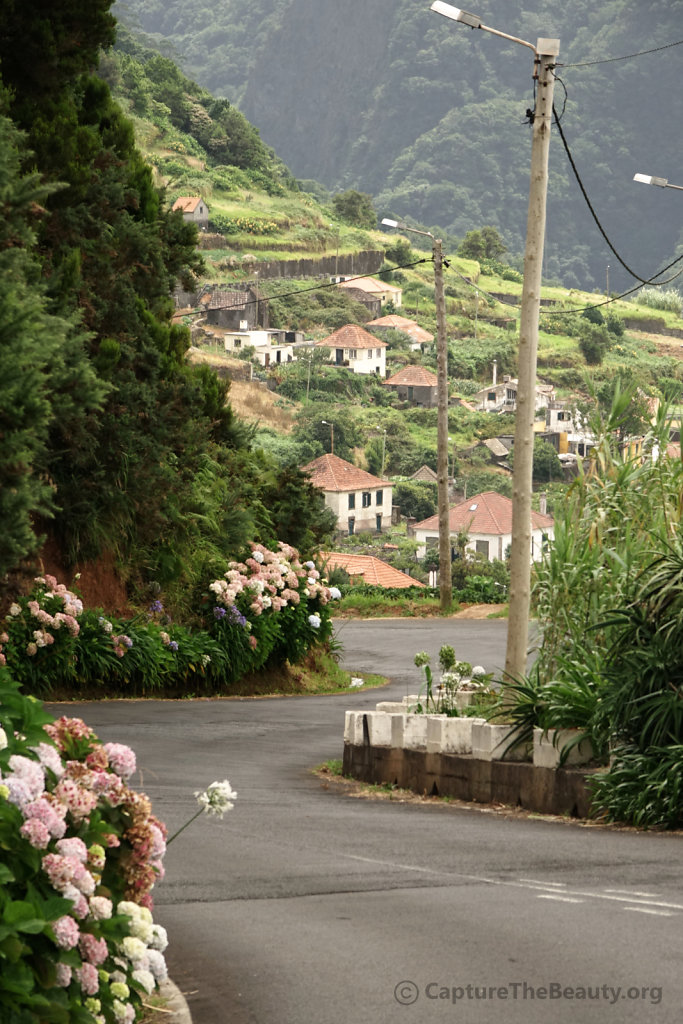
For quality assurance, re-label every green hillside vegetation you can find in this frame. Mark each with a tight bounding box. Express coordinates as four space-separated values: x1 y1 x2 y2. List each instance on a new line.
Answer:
0 3 336 617
103 36 682 491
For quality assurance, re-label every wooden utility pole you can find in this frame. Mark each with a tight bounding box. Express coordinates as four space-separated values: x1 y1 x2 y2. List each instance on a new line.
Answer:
433 238 452 614
505 39 560 682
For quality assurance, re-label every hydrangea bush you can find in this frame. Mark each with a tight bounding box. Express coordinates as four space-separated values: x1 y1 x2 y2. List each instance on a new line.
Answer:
2 543 338 697
0 669 169 1023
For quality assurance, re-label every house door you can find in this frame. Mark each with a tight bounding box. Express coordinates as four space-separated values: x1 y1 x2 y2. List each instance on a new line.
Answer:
335 348 344 365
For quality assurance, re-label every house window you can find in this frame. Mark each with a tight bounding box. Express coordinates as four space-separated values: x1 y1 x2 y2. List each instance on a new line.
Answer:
376 490 383 506
475 540 490 559
348 517 355 536
376 514 382 533
367 349 373 359
557 411 565 421
488 391 496 401
348 494 356 510
362 491 372 508
348 349 357 359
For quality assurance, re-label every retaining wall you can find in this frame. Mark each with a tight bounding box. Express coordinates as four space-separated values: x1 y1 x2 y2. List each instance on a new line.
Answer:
342 709 598 818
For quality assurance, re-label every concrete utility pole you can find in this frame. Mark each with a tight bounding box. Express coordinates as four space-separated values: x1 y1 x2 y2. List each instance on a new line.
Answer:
505 39 559 683
381 218 452 612
430 5 560 677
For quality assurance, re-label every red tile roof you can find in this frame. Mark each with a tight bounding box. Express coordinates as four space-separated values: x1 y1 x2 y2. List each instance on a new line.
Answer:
302 453 391 491
366 315 434 343
321 552 426 589
384 365 438 387
337 277 401 296
413 491 554 535
314 323 387 351
172 196 205 213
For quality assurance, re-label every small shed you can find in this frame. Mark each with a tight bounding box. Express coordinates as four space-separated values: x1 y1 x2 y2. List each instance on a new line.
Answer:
172 196 210 230
384 365 438 407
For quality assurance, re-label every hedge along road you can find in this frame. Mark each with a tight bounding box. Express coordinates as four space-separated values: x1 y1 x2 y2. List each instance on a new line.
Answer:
49 619 682 1024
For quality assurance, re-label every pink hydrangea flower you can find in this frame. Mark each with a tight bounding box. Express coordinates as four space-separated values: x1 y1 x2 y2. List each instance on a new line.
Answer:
75 961 100 995
5 777 32 809
31 742 64 778
88 896 113 921
79 932 109 966
24 797 67 839
54 778 98 821
52 915 80 949
103 743 136 780
20 818 51 849
56 837 88 862
55 962 72 987
62 884 89 920
8 755 45 800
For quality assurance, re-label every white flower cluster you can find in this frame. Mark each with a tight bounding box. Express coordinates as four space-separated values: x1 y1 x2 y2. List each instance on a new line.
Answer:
116 901 168 995
194 779 238 819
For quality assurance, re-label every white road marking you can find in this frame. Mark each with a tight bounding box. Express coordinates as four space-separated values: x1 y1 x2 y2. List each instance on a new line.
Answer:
339 854 682 913
519 878 566 887
623 907 676 917
537 894 584 904
605 889 662 898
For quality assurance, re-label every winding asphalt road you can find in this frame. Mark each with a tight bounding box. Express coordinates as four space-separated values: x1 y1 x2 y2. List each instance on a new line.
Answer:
50 620 682 1023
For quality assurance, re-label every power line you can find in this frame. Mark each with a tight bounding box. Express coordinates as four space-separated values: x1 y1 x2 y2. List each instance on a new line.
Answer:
179 258 429 317
559 38 683 69
552 105 683 287
540 270 683 317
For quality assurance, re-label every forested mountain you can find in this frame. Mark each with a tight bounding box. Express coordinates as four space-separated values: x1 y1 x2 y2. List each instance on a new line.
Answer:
116 0 683 291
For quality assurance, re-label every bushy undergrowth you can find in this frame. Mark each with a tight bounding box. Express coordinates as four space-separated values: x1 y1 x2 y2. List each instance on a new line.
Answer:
1 543 338 698
515 393 683 826
632 287 682 315
0 674 169 1022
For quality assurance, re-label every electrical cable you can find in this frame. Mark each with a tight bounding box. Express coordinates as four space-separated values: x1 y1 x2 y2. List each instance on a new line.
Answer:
559 38 683 69
179 257 430 316
552 104 683 287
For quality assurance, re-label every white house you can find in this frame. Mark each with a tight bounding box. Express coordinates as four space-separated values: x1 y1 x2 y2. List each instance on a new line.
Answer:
223 329 294 367
411 491 554 562
314 324 387 376
302 453 392 536
474 361 555 414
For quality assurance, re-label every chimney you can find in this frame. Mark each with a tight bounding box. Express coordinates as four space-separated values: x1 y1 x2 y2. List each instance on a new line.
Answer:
539 492 547 516
492 359 497 386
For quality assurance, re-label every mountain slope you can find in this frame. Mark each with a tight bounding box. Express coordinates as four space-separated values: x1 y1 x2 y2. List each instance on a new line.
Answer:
115 0 683 292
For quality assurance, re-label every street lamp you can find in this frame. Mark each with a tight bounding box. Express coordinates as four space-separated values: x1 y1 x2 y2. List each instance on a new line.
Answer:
381 217 452 612
431 2 560 683
634 172 683 193
321 420 334 455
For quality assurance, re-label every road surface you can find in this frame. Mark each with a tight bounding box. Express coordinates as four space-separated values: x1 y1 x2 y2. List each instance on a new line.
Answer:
50 620 682 1023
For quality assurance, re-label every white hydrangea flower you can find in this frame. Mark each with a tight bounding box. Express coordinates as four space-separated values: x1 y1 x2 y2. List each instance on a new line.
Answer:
132 969 156 995
148 924 168 952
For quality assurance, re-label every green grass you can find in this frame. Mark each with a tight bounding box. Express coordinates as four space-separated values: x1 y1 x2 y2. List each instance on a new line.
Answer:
335 591 449 618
